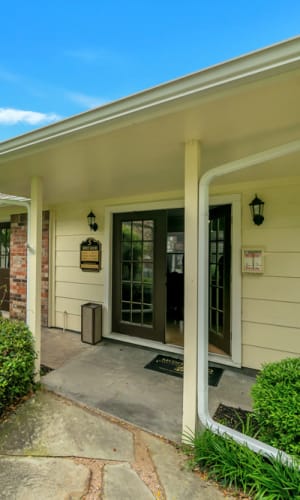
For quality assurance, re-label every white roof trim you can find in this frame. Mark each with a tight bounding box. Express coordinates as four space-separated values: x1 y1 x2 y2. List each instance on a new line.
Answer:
0 36 299 158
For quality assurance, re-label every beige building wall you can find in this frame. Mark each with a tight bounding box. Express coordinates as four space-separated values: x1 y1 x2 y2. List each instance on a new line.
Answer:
212 176 300 369
54 191 183 332
52 178 300 370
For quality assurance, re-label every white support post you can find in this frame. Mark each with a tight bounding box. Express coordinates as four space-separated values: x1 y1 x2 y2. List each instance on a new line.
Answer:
27 177 43 381
182 140 201 437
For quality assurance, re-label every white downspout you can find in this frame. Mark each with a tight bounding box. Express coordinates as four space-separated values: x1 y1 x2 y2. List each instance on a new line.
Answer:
198 139 300 466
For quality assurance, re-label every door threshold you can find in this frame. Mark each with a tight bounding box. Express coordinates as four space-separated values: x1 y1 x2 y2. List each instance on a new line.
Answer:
105 332 184 355
209 352 241 369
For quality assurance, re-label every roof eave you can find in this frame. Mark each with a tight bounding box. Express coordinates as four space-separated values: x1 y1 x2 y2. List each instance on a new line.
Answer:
1 35 299 158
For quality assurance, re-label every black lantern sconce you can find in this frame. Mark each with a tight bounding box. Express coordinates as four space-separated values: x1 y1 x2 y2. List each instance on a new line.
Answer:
249 194 264 226
87 211 98 231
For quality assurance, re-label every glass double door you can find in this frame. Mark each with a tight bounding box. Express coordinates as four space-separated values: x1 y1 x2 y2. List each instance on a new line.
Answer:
112 211 166 341
112 205 231 353
209 204 231 355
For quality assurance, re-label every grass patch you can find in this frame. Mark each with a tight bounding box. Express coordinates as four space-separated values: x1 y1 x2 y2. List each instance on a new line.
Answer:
185 429 300 499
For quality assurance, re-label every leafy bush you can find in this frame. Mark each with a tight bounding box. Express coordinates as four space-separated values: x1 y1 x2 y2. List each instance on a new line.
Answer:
0 318 36 414
251 357 300 456
185 429 300 499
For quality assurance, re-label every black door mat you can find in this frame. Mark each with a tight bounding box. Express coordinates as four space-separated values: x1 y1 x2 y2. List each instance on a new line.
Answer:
145 355 223 387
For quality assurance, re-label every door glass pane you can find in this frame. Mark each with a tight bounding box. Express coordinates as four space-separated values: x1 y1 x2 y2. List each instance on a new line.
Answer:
132 283 142 302
132 262 142 281
143 242 153 261
143 263 153 282
143 285 152 304
122 242 131 260
122 263 131 281
132 242 143 261
132 306 142 324
121 302 131 322
143 220 153 240
120 218 154 327
122 283 131 301
143 307 152 325
132 221 143 240
122 222 132 241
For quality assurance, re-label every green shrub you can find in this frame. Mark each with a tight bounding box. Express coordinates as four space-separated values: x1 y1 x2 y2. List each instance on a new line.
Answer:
0 318 36 413
185 429 300 499
251 357 300 457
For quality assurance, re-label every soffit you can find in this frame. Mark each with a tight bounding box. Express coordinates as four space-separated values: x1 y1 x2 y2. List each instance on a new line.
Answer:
0 66 299 204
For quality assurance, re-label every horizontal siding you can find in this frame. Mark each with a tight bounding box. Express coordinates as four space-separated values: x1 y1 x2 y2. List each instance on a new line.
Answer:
238 182 300 368
264 252 300 277
57 234 105 251
243 322 300 354
243 276 300 302
56 297 102 315
57 266 104 285
56 311 81 332
54 202 106 333
243 345 298 370
56 282 103 302
242 228 300 252
242 298 300 329
56 251 79 267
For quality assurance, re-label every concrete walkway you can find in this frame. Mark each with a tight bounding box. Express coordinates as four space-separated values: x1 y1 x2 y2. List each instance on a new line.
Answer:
41 331 255 442
0 390 227 499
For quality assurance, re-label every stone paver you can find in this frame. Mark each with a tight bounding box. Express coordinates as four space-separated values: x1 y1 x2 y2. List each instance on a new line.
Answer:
103 463 155 500
0 391 134 461
0 456 90 500
141 432 225 500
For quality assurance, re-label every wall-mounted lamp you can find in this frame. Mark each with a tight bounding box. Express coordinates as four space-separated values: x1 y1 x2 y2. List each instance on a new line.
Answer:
249 194 264 226
87 211 98 231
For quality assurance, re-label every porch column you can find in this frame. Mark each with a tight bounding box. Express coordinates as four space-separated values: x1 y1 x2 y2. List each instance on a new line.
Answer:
182 140 201 436
27 176 43 381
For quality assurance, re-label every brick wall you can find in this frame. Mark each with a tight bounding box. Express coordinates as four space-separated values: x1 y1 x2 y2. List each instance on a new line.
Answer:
9 211 49 326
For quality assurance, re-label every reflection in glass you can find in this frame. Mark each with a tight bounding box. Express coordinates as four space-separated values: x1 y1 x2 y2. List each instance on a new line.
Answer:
121 302 131 322
143 285 152 304
143 263 153 282
122 222 131 241
122 242 131 260
143 242 153 261
133 262 142 281
143 307 152 325
143 220 153 241
122 263 131 281
132 242 143 261
132 307 142 324
132 221 143 240
120 218 155 327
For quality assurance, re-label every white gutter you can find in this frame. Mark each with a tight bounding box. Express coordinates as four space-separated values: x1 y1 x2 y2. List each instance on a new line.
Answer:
198 139 300 467
1 37 300 158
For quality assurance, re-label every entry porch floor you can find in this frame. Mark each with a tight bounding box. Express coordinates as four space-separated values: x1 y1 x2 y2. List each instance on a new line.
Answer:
41 328 256 442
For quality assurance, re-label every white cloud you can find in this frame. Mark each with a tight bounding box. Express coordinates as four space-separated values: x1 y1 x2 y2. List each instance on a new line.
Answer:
66 92 106 109
0 108 61 126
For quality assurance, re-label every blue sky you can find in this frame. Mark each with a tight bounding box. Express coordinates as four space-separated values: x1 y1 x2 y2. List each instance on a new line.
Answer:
0 1 299 142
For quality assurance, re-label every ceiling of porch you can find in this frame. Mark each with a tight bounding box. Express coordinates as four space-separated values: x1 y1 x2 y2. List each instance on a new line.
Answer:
0 61 300 205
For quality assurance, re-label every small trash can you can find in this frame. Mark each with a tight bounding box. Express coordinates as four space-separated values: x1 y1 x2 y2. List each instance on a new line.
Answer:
81 303 102 344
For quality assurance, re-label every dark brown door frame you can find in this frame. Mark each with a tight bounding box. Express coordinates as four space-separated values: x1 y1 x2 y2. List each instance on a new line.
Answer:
112 210 166 342
209 204 231 355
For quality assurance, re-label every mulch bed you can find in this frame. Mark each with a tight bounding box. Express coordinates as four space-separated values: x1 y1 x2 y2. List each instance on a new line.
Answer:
214 403 259 434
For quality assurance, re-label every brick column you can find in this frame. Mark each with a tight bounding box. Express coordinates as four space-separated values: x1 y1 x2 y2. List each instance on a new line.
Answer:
9 211 49 326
